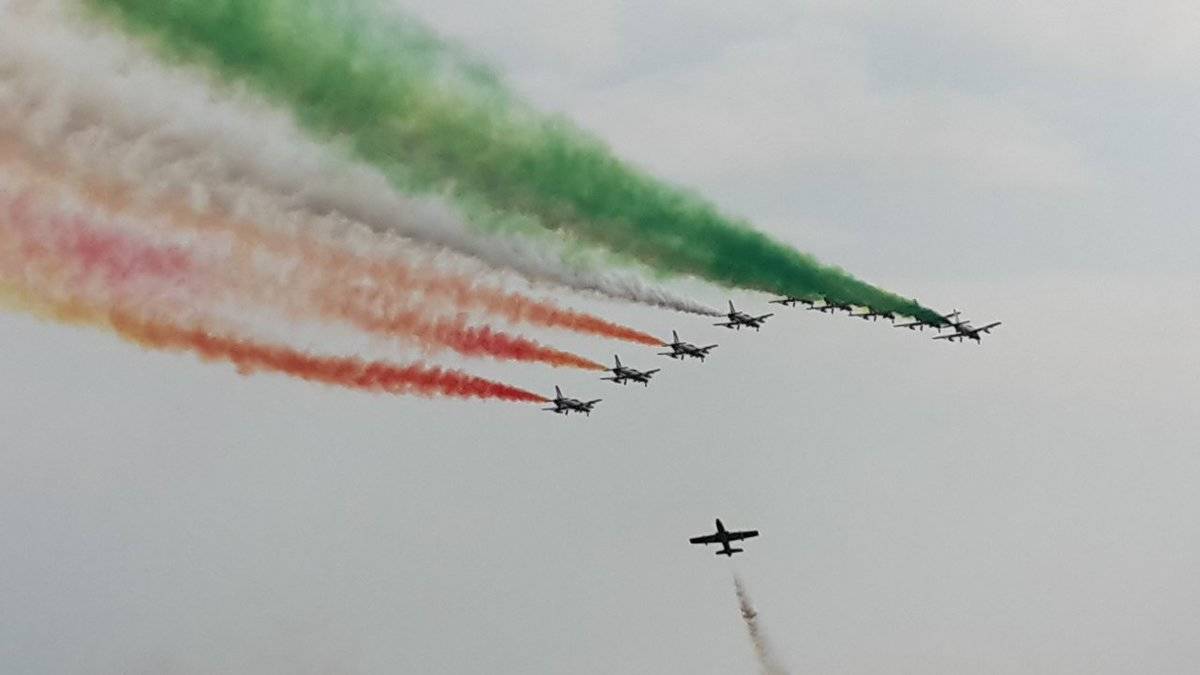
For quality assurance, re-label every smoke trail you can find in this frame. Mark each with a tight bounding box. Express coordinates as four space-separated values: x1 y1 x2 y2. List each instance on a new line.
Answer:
0 178 549 402
81 0 939 322
0 128 664 349
0 168 610 371
2 287 549 403
0 1 717 316
733 575 789 675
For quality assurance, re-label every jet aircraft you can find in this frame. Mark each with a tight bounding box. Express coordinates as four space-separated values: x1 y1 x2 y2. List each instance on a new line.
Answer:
858 309 898 322
932 317 1002 343
659 330 718 361
895 310 960 332
808 300 856 314
543 386 601 416
689 518 759 557
714 301 773 331
769 296 818 307
601 355 660 386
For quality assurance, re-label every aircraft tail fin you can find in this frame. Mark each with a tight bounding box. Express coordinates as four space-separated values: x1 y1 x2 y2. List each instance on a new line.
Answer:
554 385 563 398
614 354 622 367
729 300 736 312
718 548 744 557
672 330 679 343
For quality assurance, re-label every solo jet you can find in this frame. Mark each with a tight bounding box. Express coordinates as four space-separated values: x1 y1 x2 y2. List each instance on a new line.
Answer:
543 386 601 416
601 355 660 386
689 518 759 557
933 317 1001 344
659 330 718 361
714 301 773 331
769 296 818 308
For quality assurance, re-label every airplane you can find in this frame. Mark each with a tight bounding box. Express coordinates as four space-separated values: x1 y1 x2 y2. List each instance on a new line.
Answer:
601 355 660 386
688 518 759 557
768 296 819 308
542 386 602 416
932 318 1002 344
857 309 898 322
714 301 773 331
808 300 856 314
659 330 718 361
894 310 960 332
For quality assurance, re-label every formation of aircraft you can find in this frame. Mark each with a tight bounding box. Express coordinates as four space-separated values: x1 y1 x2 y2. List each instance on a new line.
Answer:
601 355 659 386
549 298 997 421
714 301 773 331
689 518 759 557
536 295 996 569
659 330 719 361
543 386 602 416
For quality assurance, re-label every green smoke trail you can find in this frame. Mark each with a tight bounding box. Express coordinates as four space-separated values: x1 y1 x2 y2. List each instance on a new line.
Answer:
85 0 942 322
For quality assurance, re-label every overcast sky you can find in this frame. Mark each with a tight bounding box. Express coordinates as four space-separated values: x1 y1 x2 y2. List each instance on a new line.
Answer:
3 2 1199 673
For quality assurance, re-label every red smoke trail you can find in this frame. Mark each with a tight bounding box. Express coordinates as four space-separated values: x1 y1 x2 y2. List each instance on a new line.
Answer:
319 290 606 370
0 187 197 298
106 309 549 402
0 186 547 403
0 138 661 345
0 174 606 370
0 281 548 403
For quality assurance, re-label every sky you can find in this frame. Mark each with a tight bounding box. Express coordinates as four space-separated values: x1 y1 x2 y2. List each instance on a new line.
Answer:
2 1 1199 673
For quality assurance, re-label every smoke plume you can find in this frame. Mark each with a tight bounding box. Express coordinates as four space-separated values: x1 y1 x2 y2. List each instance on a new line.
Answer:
733 575 789 675
82 0 937 321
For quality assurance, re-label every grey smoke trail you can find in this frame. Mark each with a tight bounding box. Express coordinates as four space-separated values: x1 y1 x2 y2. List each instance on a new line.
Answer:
733 574 789 675
0 0 718 315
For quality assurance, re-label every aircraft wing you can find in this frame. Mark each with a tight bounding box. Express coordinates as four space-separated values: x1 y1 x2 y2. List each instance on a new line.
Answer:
600 376 623 382
644 369 661 376
700 345 718 352
585 399 602 406
755 313 774 321
689 534 721 544
978 322 1001 332
726 530 759 541
931 333 960 340
713 321 738 327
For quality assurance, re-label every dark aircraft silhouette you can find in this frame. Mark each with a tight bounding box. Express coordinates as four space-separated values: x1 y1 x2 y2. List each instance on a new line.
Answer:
769 296 818 308
895 310 960 332
858 309 898 322
543 386 601 416
714 301 773 330
601 355 659 386
659 330 718 361
808 300 855 314
689 518 759 557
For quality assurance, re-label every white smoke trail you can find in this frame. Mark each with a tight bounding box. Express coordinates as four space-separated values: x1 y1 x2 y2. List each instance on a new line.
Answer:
0 0 718 315
733 574 789 675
